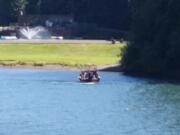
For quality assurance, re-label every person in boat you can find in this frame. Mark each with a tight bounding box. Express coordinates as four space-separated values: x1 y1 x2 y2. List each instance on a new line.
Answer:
79 65 100 82
79 70 89 80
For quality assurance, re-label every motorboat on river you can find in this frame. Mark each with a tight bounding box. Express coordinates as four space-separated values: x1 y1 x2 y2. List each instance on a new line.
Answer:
79 70 100 83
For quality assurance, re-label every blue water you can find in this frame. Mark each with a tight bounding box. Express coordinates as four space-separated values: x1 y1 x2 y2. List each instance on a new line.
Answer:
0 69 180 135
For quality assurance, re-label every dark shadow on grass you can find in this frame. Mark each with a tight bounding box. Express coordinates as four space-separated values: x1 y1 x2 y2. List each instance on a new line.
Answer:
99 64 123 72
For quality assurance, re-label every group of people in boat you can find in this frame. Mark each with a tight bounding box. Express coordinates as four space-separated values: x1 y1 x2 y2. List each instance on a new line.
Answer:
79 65 100 82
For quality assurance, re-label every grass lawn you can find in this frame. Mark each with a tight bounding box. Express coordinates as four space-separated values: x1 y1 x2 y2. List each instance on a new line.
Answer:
0 43 124 68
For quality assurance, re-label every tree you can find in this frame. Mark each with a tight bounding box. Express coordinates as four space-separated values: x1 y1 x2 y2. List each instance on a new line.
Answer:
122 0 180 77
26 0 41 14
39 0 74 15
11 0 28 17
0 0 131 30
75 0 131 30
0 0 14 25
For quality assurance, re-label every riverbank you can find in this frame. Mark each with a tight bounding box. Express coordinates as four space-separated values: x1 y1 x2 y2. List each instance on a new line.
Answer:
0 64 122 72
0 43 124 71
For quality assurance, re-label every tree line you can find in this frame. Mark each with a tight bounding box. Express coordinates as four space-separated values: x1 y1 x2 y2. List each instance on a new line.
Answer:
0 0 130 30
122 0 180 78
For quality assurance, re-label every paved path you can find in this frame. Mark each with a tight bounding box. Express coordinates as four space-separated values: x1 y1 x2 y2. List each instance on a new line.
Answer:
0 39 112 44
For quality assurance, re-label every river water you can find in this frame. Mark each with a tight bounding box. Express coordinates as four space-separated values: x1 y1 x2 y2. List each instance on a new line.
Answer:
0 69 180 135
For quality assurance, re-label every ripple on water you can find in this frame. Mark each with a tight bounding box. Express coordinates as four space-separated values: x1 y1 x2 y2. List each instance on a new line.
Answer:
0 70 179 135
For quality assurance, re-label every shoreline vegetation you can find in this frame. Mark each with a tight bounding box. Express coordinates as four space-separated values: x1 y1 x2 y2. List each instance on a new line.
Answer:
0 43 124 71
121 0 180 80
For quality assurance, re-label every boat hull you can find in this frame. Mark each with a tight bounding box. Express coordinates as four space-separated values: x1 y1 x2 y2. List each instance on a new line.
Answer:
79 79 100 83
79 77 100 83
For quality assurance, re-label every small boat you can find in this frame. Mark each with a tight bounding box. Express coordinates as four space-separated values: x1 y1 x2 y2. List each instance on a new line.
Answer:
79 70 100 83
79 77 100 83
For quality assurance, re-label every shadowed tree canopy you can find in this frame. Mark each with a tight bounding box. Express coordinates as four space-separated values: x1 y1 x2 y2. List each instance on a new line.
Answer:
0 0 130 30
122 0 180 78
74 0 131 30
0 0 14 24
11 0 28 17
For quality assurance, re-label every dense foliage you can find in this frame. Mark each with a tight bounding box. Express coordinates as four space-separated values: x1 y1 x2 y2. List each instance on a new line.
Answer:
122 0 180 77
0 0 130 30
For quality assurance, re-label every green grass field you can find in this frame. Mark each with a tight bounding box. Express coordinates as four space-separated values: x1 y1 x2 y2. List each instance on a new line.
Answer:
0 43 124 68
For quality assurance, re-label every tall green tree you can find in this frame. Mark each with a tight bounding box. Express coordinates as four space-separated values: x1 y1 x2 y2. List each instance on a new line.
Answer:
39 0 74 15
0 0 131 30
26 0 41 14
11 0 28 17
75 0 130 30
0 0 14 25
122 0 180 77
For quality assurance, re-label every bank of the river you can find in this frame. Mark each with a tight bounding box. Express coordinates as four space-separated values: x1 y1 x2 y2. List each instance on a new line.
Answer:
0 43 124 71
0 64 122 72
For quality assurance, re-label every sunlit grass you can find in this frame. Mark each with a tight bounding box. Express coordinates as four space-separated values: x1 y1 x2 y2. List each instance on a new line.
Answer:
0 43 124 67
